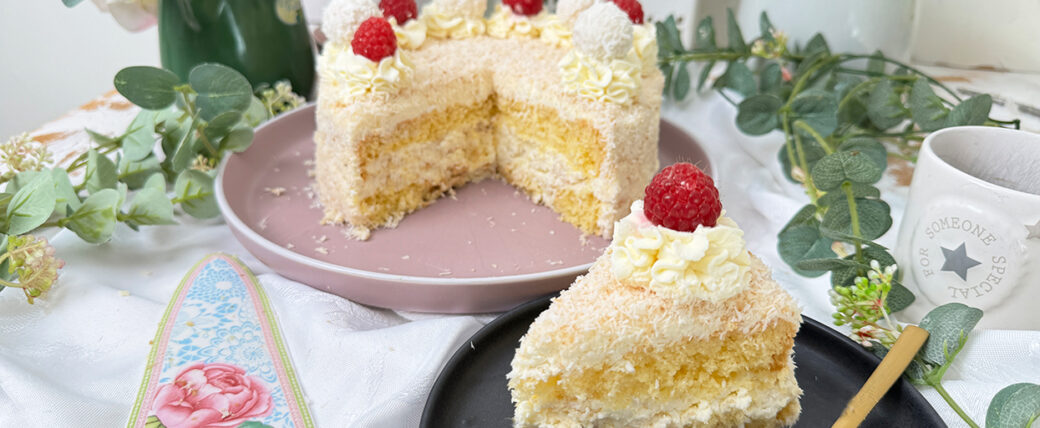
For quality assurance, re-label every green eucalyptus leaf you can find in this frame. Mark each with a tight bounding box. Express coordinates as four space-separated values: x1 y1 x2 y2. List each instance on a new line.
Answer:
867 79 906 130
826 246 897 288
220 128 255 153
661 63 674 96
123 110 159 161
917 302 983 366
85 150 118 194
123 187 176 227
696 61 715 92
86 129 120 147
715 61 755 97
821 197 892 240
759 62 783 95
655 16 683 54
171 116 201 173
63 188 120 244
694 16 716 50
725 9 746 52
945 94 992 127
6 172 56 235
986 383 1040 428
795 257 864 273
811 151 884 190
817 183 880 207
174 169 220 219
759 11 775 42
5 170 44 195
908 79 950 132
837 137 887 171
804 33 830 57
242 96 270 128
117 154 163 190
887 279 916 313
777 135 827 182
673 63 691 100
113 66 181 110
62 0 86 6
736 94 783 135
51 168 81 214
142 173 166 193
189 63 253 121
202 111 243 141
790 89 839 136
777 205 836 277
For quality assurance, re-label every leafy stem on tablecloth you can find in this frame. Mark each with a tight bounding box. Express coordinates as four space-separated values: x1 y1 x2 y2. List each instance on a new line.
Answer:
0 63 302 302
657 10 1036 427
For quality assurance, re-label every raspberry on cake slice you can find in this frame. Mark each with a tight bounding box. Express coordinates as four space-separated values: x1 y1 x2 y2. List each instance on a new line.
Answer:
644 162 722 231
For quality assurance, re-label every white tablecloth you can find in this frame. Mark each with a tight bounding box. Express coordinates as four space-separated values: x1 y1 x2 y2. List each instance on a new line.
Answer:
1 67 1039 427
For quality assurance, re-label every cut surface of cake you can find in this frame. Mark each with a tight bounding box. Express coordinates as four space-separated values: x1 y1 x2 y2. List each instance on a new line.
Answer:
315 0 661 239
508 164 803 427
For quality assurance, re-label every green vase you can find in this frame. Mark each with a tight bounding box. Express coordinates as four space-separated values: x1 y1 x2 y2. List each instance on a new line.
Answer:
158 0 316 98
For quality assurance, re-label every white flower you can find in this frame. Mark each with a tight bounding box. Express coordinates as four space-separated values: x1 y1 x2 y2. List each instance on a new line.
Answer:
91 0 158 32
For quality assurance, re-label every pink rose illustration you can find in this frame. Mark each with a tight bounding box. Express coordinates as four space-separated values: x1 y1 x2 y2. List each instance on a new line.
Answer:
151 362 273 428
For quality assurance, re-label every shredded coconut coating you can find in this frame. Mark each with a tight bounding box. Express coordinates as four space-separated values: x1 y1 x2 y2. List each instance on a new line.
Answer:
321 0 381 45
509 252 803 381
572 2 633 60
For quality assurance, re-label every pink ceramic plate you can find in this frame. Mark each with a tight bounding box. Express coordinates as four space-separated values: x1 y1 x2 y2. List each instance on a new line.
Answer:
216 104 712 313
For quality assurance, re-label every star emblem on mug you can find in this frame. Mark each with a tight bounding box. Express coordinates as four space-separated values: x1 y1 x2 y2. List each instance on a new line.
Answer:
939 242 981 281
1026 220 1040 240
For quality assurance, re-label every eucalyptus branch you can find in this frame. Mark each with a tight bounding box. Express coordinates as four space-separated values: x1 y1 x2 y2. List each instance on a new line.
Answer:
656 11 1035 427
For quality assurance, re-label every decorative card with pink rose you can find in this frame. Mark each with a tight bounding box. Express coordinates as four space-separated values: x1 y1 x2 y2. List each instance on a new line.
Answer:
127 254 312 428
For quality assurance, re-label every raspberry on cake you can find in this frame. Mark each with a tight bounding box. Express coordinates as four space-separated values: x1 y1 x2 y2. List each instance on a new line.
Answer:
503 0 543 16
351 17 397 61
612 0 645 24
378 0 416 24
508 163 803 427
315 0 663 239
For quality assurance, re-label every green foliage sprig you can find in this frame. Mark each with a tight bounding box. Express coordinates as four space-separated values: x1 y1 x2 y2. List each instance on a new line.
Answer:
656 11 1035 427
0 63 302 302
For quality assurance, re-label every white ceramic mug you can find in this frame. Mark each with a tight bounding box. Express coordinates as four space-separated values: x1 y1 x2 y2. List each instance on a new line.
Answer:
895 126 1040 330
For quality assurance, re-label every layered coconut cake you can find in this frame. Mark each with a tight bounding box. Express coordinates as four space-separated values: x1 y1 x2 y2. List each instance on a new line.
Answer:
508 164 803 427
315 0 662 239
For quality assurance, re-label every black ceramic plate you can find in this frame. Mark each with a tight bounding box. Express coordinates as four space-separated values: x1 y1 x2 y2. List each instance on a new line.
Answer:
421 294 946 427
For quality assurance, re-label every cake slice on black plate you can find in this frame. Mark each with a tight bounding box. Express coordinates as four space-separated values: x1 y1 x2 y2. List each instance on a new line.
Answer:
508 163 803 427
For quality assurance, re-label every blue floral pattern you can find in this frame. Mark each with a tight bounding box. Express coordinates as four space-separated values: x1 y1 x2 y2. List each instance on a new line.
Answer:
157 258 294 427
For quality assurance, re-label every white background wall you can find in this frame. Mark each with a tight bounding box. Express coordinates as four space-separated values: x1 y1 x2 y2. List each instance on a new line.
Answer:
0 1 159 138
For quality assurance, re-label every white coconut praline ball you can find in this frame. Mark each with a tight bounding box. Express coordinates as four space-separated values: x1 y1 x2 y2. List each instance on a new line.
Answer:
322 0 381 44
556 0 597 24
431 0 486 18
572 2 633 60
